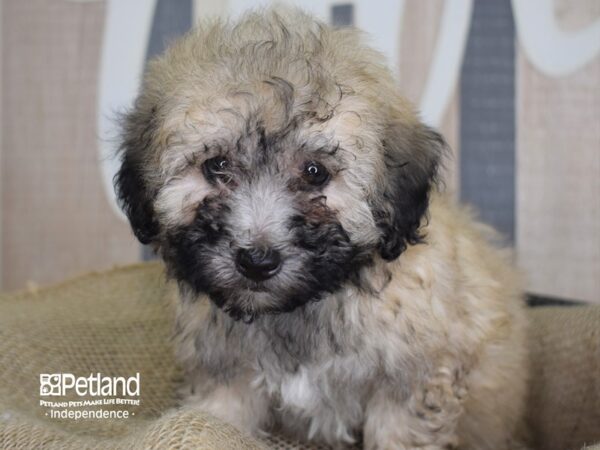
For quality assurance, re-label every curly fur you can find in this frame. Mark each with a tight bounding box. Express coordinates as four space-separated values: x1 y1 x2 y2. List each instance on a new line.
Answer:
114 7 529 449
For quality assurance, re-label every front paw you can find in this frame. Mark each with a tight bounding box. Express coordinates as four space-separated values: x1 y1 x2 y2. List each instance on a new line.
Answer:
364 368 464 450
179 374 271 437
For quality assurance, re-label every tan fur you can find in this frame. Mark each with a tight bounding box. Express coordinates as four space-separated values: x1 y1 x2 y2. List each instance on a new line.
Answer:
116 7 529 449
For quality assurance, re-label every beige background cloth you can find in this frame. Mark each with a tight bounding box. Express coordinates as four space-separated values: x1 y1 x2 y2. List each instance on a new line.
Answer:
1 0 598 305
0 262 598 449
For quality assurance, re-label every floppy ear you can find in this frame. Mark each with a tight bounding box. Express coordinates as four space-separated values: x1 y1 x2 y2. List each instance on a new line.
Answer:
113 107 160 245
376 122 445 261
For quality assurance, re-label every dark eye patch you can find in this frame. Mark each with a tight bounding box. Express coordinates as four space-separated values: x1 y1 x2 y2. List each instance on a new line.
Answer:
302 161 330 187
202 156 231 184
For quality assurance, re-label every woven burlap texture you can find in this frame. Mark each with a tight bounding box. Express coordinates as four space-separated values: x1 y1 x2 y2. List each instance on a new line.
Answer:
0 262 598 449
527 306 600 450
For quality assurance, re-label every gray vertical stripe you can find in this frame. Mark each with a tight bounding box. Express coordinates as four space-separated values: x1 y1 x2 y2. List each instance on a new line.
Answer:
331 4 354 27
142 0 192 261
147 0 193 59
459 0 515 243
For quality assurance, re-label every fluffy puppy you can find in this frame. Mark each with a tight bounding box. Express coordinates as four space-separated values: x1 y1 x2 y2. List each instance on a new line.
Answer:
114 8 529 449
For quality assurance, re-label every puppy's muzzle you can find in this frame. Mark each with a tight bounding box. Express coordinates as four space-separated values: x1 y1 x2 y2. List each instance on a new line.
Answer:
236 247 282 281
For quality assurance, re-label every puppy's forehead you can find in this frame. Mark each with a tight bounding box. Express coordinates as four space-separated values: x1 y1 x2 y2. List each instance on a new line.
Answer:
158 76 382 173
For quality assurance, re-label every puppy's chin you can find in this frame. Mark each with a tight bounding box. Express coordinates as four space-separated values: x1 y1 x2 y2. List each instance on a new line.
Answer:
211 292 288 323
206 283 328 323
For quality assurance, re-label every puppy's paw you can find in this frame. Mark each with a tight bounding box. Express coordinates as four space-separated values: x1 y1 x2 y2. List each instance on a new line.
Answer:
178 372 272 437
364 367 464 450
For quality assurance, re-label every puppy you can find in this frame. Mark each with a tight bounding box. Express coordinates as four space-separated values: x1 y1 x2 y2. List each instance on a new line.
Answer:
114 8 529 449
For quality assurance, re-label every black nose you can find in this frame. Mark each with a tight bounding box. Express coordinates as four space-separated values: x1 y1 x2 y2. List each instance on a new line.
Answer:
236 247 282 281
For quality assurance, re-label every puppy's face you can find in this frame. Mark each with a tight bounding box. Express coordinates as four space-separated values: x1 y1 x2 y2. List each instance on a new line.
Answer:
114 11 443 321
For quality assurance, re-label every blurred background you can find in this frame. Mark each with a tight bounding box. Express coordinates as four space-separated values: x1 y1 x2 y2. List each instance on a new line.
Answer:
0 0 598 304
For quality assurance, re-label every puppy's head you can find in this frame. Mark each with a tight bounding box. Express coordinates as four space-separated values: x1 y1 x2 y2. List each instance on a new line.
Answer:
114 9 444 321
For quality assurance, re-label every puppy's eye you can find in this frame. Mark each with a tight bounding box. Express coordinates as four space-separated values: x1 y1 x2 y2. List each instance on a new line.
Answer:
302 161 330 187
202 156 230 183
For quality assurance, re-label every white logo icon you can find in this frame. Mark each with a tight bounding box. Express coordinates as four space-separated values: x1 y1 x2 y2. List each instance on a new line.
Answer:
40 374 62 396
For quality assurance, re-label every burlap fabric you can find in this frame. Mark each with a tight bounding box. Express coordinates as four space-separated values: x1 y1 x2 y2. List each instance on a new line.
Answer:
0 262 598 449
527 306 600 450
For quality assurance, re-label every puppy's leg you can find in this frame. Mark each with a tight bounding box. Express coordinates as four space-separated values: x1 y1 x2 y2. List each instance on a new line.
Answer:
181 369 271 436
364 367 465 450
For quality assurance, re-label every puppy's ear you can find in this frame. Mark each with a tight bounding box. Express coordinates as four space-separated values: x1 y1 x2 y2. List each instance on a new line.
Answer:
376 121 445 261
113 106 160 244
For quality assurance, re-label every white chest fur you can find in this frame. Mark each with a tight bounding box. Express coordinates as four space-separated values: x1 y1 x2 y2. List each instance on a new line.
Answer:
255 355 375 444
